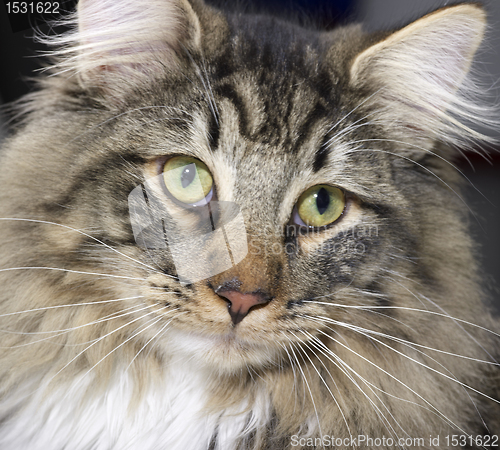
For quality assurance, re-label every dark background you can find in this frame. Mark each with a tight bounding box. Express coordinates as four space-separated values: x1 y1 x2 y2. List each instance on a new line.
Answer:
0 0 499 310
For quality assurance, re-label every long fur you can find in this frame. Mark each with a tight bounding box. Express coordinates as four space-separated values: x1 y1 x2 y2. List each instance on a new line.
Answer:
0 1 499 449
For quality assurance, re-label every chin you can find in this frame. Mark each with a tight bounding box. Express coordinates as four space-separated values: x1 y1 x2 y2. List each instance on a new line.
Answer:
166 326 281 374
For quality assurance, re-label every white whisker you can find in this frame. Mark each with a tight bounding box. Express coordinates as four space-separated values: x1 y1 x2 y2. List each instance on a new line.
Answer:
302 300 500 339
0 217 168 275
288 330 353 439
282 333 324 440
125 310 181 372
302 330 408 444
308 317 488 434
0 296 144 320
0 266 144 281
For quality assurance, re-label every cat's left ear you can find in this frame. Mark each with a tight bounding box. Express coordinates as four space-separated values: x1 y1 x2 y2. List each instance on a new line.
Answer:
350 4 491 148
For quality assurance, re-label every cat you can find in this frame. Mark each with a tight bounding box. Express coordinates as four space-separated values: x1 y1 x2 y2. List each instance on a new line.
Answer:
0 0 499 449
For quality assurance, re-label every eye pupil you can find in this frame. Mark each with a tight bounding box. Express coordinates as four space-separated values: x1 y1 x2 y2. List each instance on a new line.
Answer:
316 188 330 215
181 164 196 188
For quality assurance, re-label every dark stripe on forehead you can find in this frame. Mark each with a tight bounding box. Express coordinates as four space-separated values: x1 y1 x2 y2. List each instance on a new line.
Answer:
312 138 330 172
292 102 329 154
207 112 220 151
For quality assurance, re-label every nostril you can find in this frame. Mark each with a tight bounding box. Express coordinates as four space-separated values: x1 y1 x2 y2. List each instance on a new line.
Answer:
217 290 271 325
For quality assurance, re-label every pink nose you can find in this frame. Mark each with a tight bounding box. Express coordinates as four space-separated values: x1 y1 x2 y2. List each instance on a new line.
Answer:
217 290 270 325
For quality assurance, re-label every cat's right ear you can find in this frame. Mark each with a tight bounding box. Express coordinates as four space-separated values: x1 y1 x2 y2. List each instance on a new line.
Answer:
50 0 204 97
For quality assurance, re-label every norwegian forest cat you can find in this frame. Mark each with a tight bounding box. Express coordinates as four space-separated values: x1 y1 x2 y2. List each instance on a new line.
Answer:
0 0 499 448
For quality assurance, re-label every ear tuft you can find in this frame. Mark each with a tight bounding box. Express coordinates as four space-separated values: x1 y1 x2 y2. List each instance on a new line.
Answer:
43 0 202 91
350 4 497 149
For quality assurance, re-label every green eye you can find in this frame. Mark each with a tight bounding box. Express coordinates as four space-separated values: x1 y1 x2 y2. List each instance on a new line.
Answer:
295 185 345 228
163 156 213 204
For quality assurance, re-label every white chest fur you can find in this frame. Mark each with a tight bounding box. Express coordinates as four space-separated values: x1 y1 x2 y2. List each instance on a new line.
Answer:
1 360 270 450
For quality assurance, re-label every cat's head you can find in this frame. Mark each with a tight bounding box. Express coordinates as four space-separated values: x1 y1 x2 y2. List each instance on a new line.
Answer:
1 0 496 374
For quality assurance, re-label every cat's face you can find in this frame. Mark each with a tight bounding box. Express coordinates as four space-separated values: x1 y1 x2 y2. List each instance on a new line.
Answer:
0 1 493 376
1 3 499 444
7 11 412 373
